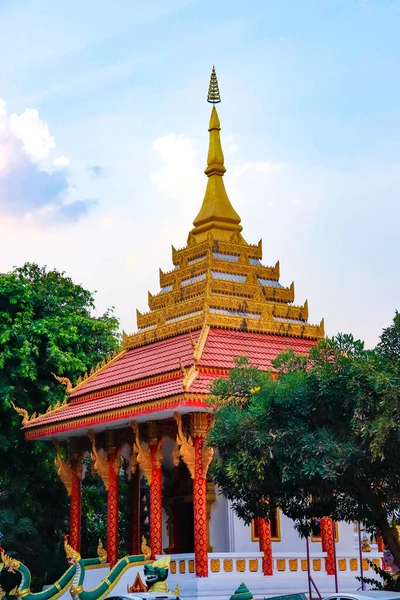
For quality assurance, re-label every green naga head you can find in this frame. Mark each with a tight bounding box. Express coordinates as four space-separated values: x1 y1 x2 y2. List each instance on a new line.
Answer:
144 556 170 593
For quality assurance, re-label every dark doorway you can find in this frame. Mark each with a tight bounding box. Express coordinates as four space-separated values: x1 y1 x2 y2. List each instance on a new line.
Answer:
163 462 194 553
171 501 194 553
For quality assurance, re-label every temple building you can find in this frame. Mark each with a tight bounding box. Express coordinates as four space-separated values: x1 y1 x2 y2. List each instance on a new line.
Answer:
18 68 380 599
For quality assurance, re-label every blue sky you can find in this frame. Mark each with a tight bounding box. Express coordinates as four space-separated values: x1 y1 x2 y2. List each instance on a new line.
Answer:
0 0 398 347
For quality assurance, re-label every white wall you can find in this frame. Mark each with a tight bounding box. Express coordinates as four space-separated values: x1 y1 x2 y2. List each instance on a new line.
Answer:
226 504 357 555
209 488 229 552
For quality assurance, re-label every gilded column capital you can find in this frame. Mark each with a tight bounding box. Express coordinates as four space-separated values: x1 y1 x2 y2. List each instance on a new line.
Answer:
53 439 84 495
190 412 214 437
131 421 164 484
190 412 214 479
54 439 73 496
87 430 121 490
147 421 159 446
174 412 195 479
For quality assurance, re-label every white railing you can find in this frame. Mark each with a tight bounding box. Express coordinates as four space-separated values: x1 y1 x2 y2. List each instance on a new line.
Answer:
169 552 263 577
168 551 383 578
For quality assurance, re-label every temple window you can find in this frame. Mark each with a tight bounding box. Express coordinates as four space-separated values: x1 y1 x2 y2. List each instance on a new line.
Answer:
251 509 281 542
311 518 339 542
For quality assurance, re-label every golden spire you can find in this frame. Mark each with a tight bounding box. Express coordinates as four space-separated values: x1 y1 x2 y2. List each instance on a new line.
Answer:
190 66 243 243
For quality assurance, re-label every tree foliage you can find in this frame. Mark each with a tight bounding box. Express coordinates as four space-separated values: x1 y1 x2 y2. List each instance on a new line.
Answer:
0 263 120 588
209 313 400 566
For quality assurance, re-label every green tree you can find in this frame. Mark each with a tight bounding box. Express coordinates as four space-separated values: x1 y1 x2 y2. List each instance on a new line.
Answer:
209 314 400 566
0 263 120 588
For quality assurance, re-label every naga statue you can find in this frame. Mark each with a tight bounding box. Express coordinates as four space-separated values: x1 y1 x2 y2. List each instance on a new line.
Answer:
143 556 170 593
0 541 77 600
1 536 177 600
68 538 148 600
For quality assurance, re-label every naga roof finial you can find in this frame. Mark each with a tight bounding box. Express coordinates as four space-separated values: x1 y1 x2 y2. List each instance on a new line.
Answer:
207 65 221 104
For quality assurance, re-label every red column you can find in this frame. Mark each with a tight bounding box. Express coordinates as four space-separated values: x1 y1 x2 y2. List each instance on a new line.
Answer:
378 535 385 568
320 517 336 575
258 517 273 575
193 434 208 577
107 452 119 566
70 468 82 552
150 444 163 559
130 469 140 556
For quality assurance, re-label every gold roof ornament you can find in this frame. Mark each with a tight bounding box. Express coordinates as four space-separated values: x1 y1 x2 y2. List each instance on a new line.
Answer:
191 66 242 243
207 65 221 104
51 373 73 394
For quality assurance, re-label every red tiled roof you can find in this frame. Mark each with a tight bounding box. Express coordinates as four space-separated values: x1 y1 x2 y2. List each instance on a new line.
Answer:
70 330 201 399
199 328 316 370
25 327 317 438
25 377 185 429
189 374 222 394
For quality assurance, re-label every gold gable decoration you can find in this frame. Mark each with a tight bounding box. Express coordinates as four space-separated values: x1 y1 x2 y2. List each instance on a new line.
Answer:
121 68 324 351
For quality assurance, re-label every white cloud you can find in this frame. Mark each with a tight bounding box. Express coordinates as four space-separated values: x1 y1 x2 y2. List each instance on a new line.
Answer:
0 99 93 222
53 154 69 167
100 216 116 229
150 133 203 206
9 108 55 161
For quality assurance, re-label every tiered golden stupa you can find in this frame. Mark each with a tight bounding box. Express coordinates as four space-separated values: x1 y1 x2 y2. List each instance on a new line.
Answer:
20 67 324 577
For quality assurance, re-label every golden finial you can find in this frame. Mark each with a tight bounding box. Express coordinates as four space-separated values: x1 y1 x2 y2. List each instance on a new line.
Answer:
207 65 221 104
190 65 242 243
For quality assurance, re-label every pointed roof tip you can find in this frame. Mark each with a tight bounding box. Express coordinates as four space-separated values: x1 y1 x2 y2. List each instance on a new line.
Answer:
209 105 220 130
207 65 221 104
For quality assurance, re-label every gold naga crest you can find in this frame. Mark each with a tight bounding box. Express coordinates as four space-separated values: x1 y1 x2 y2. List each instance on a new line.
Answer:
97 539 107 563
0 548 20 574
63 535 81 565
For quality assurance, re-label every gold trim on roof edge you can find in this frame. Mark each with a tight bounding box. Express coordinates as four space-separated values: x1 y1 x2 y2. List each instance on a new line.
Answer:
124 311 324 350
159 254 279 287
137 291 308 330
70 349 127 394
172 237 262 264
24 395 212 438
